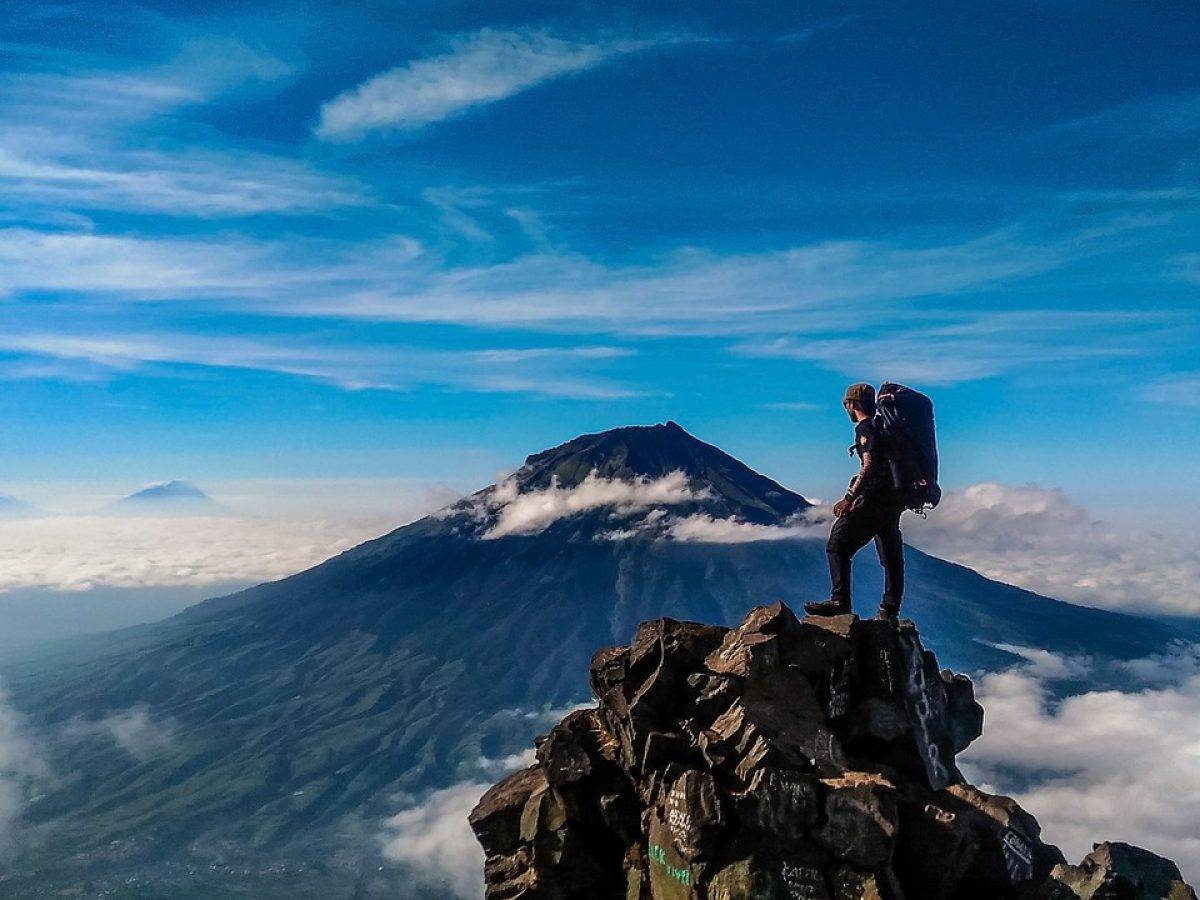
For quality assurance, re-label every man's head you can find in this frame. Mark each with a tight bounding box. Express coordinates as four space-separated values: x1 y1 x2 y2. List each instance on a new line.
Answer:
843 383 876 421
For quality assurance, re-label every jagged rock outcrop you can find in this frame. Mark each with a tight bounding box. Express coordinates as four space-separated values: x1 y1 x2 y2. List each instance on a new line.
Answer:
470 603 1196 900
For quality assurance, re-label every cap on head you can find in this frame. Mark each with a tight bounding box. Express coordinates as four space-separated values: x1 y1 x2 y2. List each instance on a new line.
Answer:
843 383 875 406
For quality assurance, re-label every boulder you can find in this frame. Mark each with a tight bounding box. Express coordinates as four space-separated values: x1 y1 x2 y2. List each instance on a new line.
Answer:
469 764 547 854
815 773 899 868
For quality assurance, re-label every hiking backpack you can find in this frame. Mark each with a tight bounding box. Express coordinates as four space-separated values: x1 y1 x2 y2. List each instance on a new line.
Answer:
875 382 941 512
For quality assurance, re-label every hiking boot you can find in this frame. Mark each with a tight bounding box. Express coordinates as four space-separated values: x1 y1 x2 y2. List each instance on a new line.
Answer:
875 604 900 624
804 600 850 617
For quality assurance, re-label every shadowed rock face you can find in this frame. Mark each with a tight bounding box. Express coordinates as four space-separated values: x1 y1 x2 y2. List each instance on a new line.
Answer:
470 603 1196 900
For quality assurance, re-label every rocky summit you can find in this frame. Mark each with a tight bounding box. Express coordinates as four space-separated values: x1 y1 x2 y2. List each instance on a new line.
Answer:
470 603 1196 900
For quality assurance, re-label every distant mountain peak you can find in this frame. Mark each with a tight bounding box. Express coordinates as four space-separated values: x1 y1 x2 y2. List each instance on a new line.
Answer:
511 422 810 526
105 480 222 515
0 493 41 519
131 479 209 499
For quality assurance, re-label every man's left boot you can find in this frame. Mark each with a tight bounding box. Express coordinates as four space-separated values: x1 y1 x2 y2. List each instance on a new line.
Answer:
805 599 850 617
875 604 900 624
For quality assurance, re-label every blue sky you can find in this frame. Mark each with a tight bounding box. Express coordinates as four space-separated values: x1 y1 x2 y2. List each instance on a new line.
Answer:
1 0 1198 522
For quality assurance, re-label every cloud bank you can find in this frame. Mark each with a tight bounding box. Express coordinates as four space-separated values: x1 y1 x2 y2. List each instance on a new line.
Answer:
905 483 1200 615
961 651 1200 885
0 514 393 592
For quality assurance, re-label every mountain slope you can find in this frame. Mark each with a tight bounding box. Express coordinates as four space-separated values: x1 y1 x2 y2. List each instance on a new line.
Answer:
2 423 1191 894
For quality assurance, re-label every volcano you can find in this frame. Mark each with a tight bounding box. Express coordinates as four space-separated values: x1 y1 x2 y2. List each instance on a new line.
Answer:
2 423 1191 896
103 479 223 515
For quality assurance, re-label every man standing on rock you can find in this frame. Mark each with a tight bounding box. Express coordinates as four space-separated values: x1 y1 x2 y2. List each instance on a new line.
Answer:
805 383 905 622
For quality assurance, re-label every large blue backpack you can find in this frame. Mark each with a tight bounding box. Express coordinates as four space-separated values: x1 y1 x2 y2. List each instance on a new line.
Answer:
875 382 941 512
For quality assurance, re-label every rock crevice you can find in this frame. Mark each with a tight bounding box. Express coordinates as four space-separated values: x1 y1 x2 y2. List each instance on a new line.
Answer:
470 603 1195 899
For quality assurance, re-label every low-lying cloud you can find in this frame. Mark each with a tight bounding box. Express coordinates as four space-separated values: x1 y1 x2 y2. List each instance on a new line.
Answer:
664 511 827 543
482 471 707 538
0 681 46 855
960 650 1200 885
905 482 1200 615
62 705 175 761
380 781 489 898
377 702 591 897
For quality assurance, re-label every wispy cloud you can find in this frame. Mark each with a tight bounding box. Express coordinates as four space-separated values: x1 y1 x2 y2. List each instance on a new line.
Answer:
0 35 361 218
303 227 1076 332
735 310 1162 385
316 29 689 139
1041 92 1200 146
2 217 1158 333
0 145 365 217
0 330 642 399
0 213 1183 393
1139 373 1200 408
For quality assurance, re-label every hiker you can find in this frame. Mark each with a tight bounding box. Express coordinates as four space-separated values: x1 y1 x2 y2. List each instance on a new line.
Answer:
805 383 909 622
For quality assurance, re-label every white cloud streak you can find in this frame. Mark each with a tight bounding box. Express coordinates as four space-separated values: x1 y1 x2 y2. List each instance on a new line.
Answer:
735 310 1157 385
961 654 1200 885
483 471 705 538
0 329 641 399
317 29 682 139
0 146 365 217
1 219 1179 393
906 483 1200 615
1140 373 1200 408
1041 92 1200 146
662 512 824 543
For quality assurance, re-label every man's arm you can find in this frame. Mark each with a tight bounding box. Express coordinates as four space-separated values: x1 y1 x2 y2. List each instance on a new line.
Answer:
848 450 879 500
834 450 877 516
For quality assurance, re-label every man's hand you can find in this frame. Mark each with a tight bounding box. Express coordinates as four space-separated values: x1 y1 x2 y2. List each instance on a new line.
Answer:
832 498 852 518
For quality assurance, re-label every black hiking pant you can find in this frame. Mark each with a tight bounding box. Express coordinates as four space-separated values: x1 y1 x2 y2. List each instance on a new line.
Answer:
827 498 904 610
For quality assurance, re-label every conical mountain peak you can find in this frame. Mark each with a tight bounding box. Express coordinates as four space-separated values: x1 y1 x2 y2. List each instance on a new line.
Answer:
514 422 809 525
103 479 222 515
